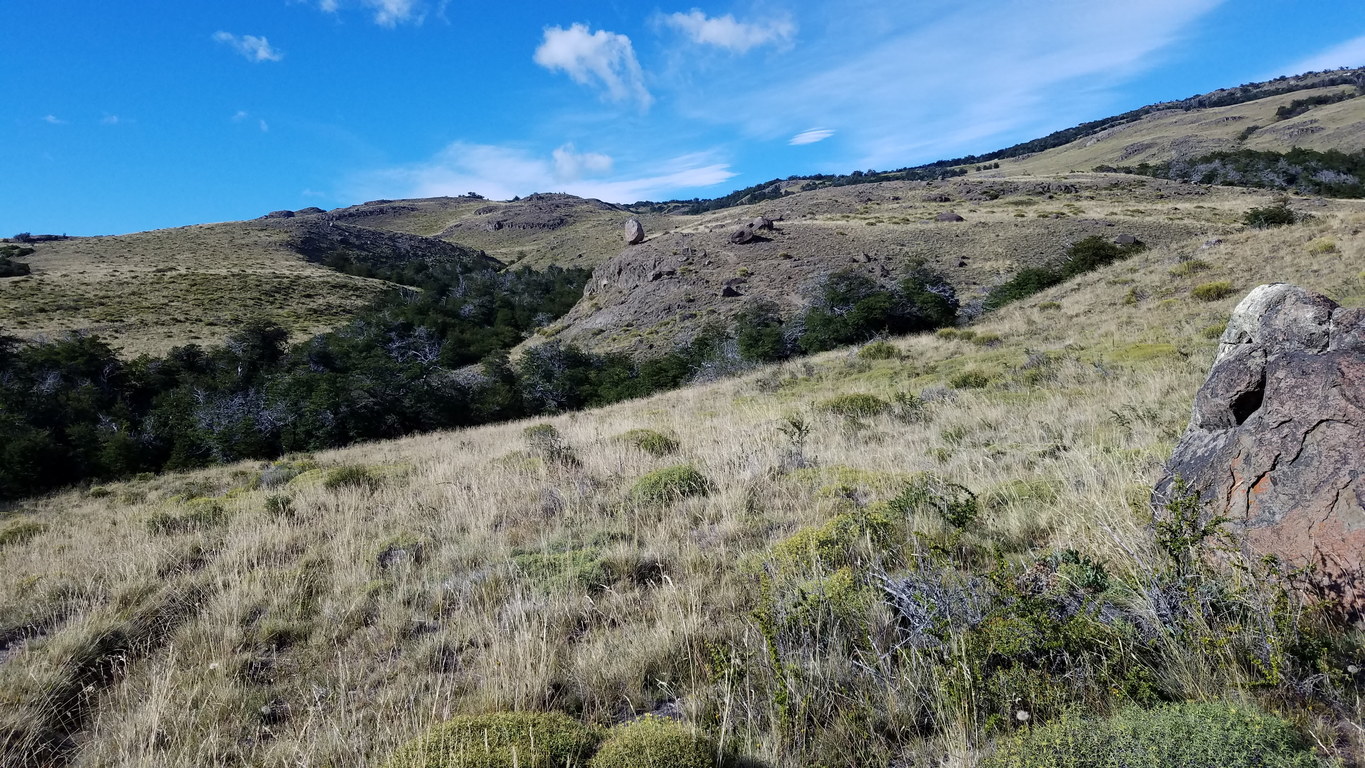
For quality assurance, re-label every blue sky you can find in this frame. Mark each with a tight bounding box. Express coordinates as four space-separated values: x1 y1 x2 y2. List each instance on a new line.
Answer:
3 1 1364 236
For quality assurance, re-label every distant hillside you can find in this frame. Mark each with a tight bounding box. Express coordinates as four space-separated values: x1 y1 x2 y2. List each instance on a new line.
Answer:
648 67 1365 213
0 216 498 356
531 174 1338 357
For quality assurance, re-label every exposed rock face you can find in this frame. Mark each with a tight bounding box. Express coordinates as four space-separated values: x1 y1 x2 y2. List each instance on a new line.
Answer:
935 211 965 222
1113 233 1138 245
1156 284 1365 622
624 218 646 245
261 210 295 219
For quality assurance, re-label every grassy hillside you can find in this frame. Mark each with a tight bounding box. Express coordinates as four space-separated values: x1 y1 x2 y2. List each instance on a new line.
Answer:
995 85 1365 177
2 211 1361 767
538 174 1356 356
0 223 388 357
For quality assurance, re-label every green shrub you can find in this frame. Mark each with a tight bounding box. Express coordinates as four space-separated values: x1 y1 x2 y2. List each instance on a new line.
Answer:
1243 203 1297 228
1202 322 1228 339
513 548 613 593
887 474 978 528
984 268 1063 310
770 507 895 572
949 370 991 389
1191 281 1235 302
146 500 229 535
0 519 46 548
1036 301 1062 311
619 429 679 457
525 423 580 467
1307 237 1338 255
970 332 1003 347
857 340 899 360
631 465 710 504
383 712 602 768
323 465 379 492
589 716 714 768
1169 259 1212 277
985 701 1321 768
817 393 890 419
264 494 295 520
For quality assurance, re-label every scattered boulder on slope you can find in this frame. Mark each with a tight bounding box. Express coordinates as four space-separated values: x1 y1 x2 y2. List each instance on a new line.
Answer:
729 223 757 244
935 211 966 222
1113 233 1139 245
624 218 646 245
1155 284 1365 622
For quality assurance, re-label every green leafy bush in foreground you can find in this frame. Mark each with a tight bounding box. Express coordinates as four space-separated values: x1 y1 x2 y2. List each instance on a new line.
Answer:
618 428 680 457
985 701 1322 768
589 716 715 768
384 712 602 768
631 465 711 504
817 393 891 418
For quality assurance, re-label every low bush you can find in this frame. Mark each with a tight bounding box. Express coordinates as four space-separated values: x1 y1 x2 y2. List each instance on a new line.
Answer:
817 393 890 419
949 370 992 389
984 701 1321 768
383 712 602 768
618 429 679 457
1244 203 1297 228
589 716 714 768
525 423 580 467
1169 259 1212 277
146 499 229 535
1191 281 1235 302
0 519 46 548
323 465 379 492
857 340 900 360
887 474 979 528
631 465 710 504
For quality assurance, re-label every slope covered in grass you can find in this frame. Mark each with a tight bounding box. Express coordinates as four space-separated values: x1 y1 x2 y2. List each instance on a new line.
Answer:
1 212 1362 768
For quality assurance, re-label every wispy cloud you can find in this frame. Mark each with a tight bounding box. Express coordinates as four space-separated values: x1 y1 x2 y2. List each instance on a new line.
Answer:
100 114 121 126
354 142 734 203
43 114 66 125
534 24 652 109
259 119 271 133
661 9 796 53
213 31 284 63
1278 34 1365 76
314 0 433 27
679 0 1225 168
789 128 834 146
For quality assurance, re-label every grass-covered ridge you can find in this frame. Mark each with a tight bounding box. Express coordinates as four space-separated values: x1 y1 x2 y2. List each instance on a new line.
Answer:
0 213 1362 766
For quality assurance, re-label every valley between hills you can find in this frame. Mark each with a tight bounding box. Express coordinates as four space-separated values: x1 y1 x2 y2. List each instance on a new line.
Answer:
1 68 1364 768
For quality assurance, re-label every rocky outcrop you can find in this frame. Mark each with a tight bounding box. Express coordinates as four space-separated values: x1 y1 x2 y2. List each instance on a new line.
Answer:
624 218 646 245
935 212 965 222
1155 284 1364 622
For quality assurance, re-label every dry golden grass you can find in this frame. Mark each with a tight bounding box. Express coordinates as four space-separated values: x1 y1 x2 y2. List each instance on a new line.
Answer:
993 85 1365 176
0 223 390 357
1 214 1362 767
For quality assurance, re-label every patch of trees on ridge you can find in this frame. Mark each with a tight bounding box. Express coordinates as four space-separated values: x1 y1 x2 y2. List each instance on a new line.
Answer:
0 262 957 499
1104 147 1365 199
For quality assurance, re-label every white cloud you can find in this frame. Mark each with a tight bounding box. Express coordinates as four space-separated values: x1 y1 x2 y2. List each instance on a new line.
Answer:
678 0 1226 169
355 142 735 203
259 119 271 133
552 144 614 182
100 115 121 125
1279 34 1365 76
213 31 284 63
789 128 834 145
232 110 250 122
312 0 430 26
662 9 796 53
43 115 66 125
534 24 652 109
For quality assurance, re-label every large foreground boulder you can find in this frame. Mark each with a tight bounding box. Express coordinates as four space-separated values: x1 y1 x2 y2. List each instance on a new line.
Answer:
624 218 646 245
1155 284 1364 621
